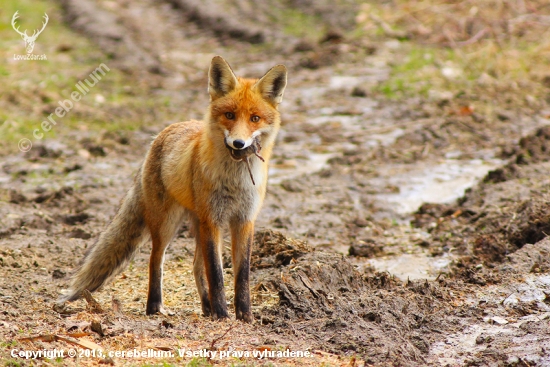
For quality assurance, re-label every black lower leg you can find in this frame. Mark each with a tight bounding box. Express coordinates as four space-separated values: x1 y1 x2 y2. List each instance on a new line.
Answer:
234 243 252 322
204 239 228 319
146 269 164 315
199 287 212 316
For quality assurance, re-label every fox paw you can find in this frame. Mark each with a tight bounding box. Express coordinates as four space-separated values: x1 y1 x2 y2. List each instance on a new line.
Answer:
211 309 229 321
236 310 253 323
146 303 173 316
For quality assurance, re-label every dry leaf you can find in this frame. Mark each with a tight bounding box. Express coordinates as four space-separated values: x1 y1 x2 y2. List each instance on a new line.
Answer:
91 320 104 336
66 320 91 332
19 335 57 343
57 336 104 350
66 332 91 338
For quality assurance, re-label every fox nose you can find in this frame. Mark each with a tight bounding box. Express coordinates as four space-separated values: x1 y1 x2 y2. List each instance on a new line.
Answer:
233 139 245 149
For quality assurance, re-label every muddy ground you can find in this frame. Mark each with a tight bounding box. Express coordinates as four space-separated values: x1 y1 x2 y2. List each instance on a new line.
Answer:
2 0 550 366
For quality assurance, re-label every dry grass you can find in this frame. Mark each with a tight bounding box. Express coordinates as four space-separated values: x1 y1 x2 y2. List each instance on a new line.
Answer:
356 0 550 112
358 0 550 44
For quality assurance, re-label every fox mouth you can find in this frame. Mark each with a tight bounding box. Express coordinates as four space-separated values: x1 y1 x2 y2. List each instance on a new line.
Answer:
225 141 252 161
224 138 266 185
224 138 265 164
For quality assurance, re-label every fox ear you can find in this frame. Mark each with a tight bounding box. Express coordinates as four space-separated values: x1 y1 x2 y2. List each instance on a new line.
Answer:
208 56 239 100
254 65 287 105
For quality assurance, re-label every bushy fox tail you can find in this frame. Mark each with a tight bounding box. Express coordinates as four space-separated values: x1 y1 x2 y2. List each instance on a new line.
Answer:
59 171 149 303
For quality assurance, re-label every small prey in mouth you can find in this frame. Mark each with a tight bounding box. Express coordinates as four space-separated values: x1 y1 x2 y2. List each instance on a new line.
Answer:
225 137 265 185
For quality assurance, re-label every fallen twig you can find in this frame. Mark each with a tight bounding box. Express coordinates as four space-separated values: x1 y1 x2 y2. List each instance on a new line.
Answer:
82 289 104 313
208 323 236 361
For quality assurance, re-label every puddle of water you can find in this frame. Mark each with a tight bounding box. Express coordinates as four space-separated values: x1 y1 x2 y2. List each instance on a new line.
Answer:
298 73 387 101
309 115 361 127
329 72 389 89
429 324 517 365
429 274 550 365
299 86 328 100
475 274 550 307
267 120 403 185
268 152 335 185
365 158 501 280
378 159 504 215
329 76 362 89
367 253 452 280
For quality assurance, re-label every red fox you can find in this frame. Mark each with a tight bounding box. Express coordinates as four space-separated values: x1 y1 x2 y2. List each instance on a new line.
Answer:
59 56 287 322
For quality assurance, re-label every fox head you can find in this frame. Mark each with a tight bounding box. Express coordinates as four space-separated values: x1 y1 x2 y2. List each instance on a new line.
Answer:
207 56 287 160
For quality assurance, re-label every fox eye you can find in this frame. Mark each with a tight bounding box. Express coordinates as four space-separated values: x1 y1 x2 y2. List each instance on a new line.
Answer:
250 115 260 123
225 112 235 120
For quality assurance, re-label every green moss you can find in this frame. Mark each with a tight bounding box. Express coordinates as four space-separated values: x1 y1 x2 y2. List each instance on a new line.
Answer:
376 46 441 98
272 8 324 41
187 357 212 367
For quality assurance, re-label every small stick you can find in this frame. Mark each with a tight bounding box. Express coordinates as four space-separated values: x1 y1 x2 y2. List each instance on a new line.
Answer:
254 151 265 162
253 140 265 162
245 156 255 185
244 139 264 184
208 323 235 362
82 289 104 313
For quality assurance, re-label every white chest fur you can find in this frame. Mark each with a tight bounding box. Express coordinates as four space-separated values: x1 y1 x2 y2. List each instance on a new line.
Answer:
206 157 264 224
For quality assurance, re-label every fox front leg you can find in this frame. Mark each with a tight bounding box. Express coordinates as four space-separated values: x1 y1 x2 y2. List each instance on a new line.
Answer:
230 219 254 323
199 222 229 320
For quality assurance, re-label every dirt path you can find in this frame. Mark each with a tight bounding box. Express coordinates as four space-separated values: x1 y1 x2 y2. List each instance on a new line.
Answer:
2 0 550 365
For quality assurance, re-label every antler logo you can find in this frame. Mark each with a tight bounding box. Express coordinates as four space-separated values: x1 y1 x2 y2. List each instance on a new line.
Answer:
11 11 49 54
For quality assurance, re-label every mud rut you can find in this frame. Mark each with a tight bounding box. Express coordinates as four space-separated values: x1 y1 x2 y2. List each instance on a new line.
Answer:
2 0 550 365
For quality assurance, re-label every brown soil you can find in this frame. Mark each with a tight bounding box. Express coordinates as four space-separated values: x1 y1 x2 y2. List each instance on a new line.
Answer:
413 126 550 278
2 0 550 366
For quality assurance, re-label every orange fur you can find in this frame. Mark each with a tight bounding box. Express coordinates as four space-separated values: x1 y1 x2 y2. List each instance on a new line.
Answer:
60 56 287 323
